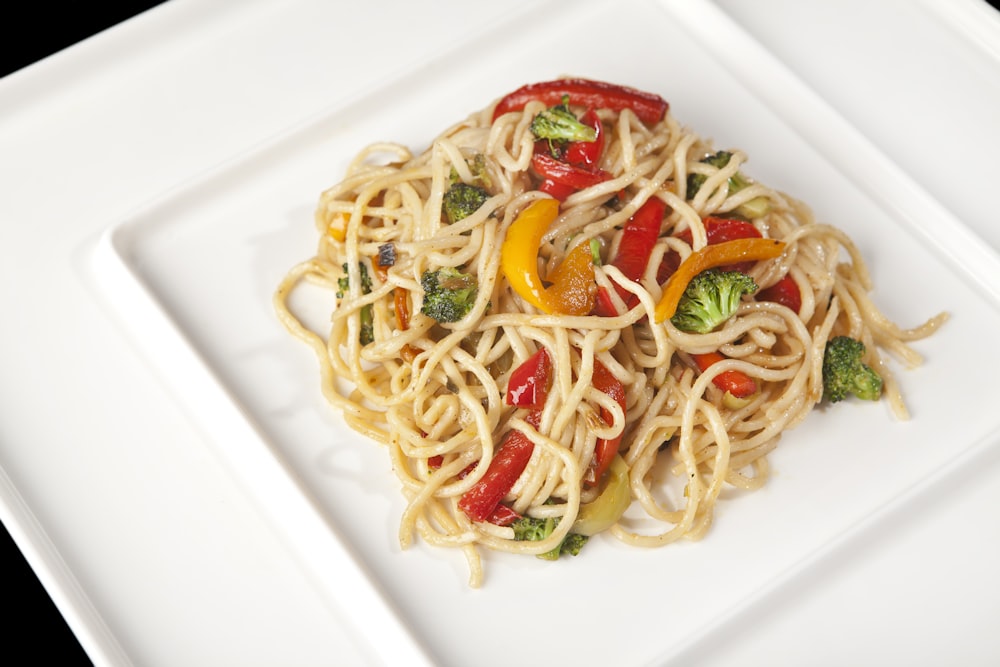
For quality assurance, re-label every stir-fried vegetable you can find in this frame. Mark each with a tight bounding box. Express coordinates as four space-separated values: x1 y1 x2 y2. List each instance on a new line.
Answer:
593 197 667 317
585 360 627 486
336 262 374 345
443 182 491 224
529 95 598 144
505 348 552 410
757 274 802 313
511 516 589 560
420 267 479 323
458 412 542 523
691 351 758 400
687 151 771 218
670 268 759 334
493 78 669 126
572 455 631 536
501 199 597 315
654 237 785 323
822 336 883 403
531 152 611 199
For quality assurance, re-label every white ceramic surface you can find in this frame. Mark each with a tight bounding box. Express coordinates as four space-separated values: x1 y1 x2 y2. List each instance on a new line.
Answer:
3 0 999 665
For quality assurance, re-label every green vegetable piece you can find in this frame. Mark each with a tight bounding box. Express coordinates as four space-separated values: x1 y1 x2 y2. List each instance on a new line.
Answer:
512 516 556 542
589 238 602 265
336 262 371 298
572 454 631 537
420 267 479 323
735 194 771 219
443 182 491 225
670 268 758 334
468 153 493 189
687 150 770 218
553 533 589 558
511 516 589 560
530 96 597 144
686 150 733 198
336 262 374 345
448 154 492 188
822 336 883 403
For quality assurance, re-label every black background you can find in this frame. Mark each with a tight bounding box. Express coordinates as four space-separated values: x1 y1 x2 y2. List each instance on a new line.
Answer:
0 2 168 78
2 0 999 664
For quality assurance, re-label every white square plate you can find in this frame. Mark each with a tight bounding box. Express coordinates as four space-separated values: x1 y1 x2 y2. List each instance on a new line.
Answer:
93 0 1000 664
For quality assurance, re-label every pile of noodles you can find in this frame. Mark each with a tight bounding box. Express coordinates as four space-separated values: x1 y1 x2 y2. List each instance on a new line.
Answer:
274 80 946 587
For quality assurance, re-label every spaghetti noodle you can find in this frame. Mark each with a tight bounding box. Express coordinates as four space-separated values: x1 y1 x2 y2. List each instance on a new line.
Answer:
274 78 945 586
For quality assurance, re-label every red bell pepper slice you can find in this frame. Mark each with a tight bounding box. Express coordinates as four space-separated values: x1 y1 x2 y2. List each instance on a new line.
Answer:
429 455 481 482
562 109 604 168
486 504 522 527
593 197 667 316
538 178 577 201
657 249 682 284
530 107 608 200
505 348 552 409
682 217 762 245
612 198 668 285
458 411 542 523
492 78 669 126
691 351 757 399
676 216 761 247
584 360 627 486
757 274 802 314
592 286 620 318
531 152 611 193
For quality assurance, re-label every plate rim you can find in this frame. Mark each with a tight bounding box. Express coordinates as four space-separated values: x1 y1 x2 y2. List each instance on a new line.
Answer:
89 0 1000 664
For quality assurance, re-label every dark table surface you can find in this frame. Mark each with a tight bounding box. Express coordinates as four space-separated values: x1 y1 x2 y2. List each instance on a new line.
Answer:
3 6 167 662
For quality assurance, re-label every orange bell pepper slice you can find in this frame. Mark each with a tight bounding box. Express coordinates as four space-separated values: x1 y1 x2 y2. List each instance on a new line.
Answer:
373 249 418 362
654 237 785 323
502 199 596 315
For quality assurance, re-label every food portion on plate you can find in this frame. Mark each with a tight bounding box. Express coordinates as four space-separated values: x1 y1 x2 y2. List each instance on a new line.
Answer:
274 78 946 587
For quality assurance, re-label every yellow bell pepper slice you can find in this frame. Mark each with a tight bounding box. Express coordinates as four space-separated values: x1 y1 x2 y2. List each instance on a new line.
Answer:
654 237 785 323
327 212 349 242
502 198 596 316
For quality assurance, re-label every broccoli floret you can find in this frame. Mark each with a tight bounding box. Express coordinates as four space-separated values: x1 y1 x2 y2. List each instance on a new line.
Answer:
336 262 374 345
511 516 589 561
443 182 491 225
530 96 597 144
686 150 770 218
670 268 758 334
512 516 555 542
555 533 589 558
448 153 492 188
467 153 493 189
335 262 371 298
420 267 478 323
822 336 883 403
686 151 734 196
